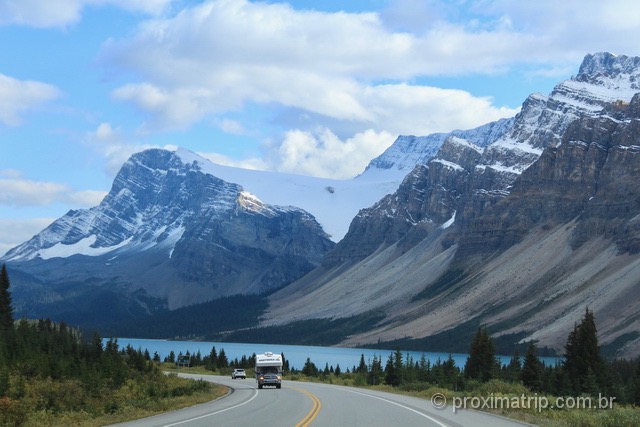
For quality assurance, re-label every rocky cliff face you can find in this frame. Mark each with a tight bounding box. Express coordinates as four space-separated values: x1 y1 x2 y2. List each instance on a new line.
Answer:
265 53 640 357
326 53 640 266
459 94 640 256
5 148 335 312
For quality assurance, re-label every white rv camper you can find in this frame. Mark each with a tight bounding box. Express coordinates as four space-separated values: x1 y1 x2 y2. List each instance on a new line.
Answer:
255 352 282 389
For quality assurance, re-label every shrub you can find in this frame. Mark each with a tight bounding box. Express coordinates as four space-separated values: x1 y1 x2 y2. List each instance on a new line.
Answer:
0 396 28 426
471 379 530 396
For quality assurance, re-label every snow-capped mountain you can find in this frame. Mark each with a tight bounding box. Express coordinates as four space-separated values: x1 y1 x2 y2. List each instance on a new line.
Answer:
4 148 335 312
264 53 640 357
364 116 514 173
321 52 640 265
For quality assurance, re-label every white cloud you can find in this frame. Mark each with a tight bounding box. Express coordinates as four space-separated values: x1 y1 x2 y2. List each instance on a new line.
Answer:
0 218 55 256
0 74 61 126
95 122 119 141
360 83 518 136
0 170 24 179
0 176 106 207
0 0 172 28
103 0 525 133
380 0 445 33
267 128 396 179
216 118 250 136
111 83 217 130
66 190 108 206
464 0 640 61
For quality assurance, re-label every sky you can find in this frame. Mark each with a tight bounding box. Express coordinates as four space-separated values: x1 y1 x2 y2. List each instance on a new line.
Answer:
1 0 640 255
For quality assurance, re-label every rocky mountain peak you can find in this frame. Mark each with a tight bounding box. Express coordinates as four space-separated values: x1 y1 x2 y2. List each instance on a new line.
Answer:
310 52 640 314
576 52 640 88
364 117 514 174
5 148 335 311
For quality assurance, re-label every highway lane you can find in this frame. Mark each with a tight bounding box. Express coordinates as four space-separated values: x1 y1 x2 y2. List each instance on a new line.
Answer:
294 381 533 427
110 374 533 427
110 375 313 427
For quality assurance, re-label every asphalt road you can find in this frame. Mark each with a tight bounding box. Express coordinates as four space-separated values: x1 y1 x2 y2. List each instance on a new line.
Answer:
110 374 534 427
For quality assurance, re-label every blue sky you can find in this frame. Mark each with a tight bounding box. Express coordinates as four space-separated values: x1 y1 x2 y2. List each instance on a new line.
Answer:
1 0 640 254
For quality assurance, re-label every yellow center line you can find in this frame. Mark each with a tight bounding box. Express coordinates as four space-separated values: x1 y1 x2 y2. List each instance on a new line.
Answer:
292 386 322 427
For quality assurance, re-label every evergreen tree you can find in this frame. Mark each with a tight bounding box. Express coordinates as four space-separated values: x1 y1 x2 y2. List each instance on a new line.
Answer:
443 354 461 390
418 353 431 382
192 350 202 366
218 348 228 368
302 357 318 376
0 264 15 362
368 355 383 385
464 326 499 382
86 331 103 363
357 354 367 374
393 348 404 385
204 346 218 371
563 308 606 394
384 353 400 386
431 355 461 389
521 342 543 391
403 354 417 384
504 348 522 383
632 359 640 405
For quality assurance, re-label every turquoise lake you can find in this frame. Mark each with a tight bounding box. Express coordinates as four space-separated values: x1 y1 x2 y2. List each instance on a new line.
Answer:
110 338 561 371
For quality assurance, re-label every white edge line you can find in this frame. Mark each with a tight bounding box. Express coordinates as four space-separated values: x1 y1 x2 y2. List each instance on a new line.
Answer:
163 381 259 427
328 386 449 427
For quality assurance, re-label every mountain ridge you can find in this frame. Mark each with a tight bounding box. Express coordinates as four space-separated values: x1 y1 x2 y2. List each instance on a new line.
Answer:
263 52 640 357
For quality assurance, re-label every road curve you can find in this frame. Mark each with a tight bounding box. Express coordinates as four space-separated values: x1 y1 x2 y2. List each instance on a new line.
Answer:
110 374 533 427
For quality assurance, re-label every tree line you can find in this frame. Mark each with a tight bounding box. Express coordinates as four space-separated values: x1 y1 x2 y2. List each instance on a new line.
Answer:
0 264 213 425
287 308 640 405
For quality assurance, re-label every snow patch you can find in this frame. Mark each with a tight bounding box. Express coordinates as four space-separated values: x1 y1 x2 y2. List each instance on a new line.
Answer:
441 211 456 229
448 136 483 153
173 148 405 241
38 235 131 260
490 138 543 156
432 159 464 171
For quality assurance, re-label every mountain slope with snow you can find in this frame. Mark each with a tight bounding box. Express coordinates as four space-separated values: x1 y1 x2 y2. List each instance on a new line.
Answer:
4 148 335 312
264 52 640 357
172 149 405 242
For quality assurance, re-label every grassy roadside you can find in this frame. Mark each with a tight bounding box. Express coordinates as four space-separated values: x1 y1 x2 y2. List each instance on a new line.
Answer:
282 372 640 427
2 369 227 427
